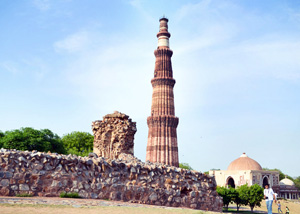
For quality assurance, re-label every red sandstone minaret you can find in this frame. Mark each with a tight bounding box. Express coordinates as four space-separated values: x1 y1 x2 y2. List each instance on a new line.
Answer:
146 17 179 167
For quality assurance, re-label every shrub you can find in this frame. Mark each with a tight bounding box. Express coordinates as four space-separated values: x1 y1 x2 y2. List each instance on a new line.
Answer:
59 192 81 198
16 193 33 197
179 163 193 170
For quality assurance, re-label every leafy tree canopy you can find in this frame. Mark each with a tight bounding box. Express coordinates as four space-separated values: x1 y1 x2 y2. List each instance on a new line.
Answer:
179 163 193 170
293 176 300 190
0 131 4 148
62 131 93 157
0 127 66 154
217 184 264 213
248 184 264 212
216 186 235 211
235 184 249 211
237 184 264 212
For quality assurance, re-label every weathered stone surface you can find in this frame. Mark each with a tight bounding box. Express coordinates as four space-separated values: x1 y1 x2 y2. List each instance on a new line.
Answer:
0 179 9 187
92 111 137 159
19 184 30 191
0 149 222 212
0 187 10 196
11 185 18 191
146 18 179 167
149 193 158 201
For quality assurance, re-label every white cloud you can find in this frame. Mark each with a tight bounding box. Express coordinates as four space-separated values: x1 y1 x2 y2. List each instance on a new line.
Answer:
54 31 90 53
32 0 51 11
175 0 212 21
58 35 154 119
239 40 300 81
171 0 300 84
128 0 156 23
0 61 19 75
0 58 49 81
175 24 237 55
21 58 49 81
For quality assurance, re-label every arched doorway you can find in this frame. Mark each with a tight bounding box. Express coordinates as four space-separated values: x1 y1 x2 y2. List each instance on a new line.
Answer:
227 177 235 188
263 176 269 187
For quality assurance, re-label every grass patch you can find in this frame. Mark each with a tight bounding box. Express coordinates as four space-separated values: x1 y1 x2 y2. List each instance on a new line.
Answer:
60 192 81 198
15 193 33 197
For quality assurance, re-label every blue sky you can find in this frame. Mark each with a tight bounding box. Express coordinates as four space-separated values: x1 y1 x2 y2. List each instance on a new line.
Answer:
0 0 299 177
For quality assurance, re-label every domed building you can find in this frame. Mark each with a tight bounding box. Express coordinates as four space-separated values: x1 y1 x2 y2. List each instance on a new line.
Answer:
279 176 299 199
209 153 280 189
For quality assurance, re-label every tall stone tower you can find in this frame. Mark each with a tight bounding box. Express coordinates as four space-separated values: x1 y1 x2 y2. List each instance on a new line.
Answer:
146 18 179 167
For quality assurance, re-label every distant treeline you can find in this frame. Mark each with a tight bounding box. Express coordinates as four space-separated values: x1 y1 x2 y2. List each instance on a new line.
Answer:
0 127 93 156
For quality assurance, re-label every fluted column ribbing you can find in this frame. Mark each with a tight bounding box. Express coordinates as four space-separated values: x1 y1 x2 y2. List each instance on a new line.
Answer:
146 18 179 167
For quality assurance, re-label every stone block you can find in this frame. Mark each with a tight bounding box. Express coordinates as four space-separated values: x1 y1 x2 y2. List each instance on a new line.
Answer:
19 184 29 191
92 111 136 159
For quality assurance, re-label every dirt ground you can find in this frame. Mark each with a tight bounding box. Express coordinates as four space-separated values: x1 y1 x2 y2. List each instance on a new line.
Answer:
0 197 299 214
0 204 206 214
233 199 300 214
0 204 212 214
256 199 300 214
0 196 212 214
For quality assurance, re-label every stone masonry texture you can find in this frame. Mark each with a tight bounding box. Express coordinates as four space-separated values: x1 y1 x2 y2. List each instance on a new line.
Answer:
0 149 223 212
92 111 137 160
146 18 179 167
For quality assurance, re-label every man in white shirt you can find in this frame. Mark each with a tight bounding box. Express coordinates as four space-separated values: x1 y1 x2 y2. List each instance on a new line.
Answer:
264 184 276 214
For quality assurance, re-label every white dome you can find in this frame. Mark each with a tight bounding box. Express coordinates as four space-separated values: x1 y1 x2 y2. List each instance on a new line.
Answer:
280 178 295 186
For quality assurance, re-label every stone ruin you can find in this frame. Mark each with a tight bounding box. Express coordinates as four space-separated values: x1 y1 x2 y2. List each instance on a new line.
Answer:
0 112 223 212
92 111 136 160
0 149 222 211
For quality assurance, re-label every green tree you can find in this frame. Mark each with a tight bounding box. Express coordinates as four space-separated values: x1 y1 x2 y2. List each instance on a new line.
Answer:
234 185 248 212
248 184 264 212
216 186 234 211
0 127 65 154
0 131 4 148
41 129 66 154
294 176 300 190
179 163 193 170
237 184 251 211
62 131 93 156
238 184 264 212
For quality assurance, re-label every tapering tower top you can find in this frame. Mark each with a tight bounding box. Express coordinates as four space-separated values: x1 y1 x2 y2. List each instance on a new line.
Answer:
157 17 171 48
146 17 179 167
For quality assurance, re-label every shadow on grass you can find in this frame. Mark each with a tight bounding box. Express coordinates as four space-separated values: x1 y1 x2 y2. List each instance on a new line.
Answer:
223 208 265 214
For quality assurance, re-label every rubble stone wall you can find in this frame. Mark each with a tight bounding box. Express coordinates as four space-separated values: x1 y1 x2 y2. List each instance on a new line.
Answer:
0 149 222 212
92 111 136 159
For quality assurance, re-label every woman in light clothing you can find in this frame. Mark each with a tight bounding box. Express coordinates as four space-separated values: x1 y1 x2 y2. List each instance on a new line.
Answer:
264 184 276 214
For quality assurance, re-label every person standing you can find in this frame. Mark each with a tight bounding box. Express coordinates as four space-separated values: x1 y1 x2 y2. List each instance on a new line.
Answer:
277 201 283 213
264 184 276 214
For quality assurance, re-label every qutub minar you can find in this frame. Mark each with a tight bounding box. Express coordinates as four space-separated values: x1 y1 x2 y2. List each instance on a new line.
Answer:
146 18 179 167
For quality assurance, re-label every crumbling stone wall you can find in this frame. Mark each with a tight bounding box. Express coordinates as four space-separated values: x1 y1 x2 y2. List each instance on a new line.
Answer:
0 149 222 212
92 111 136 159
